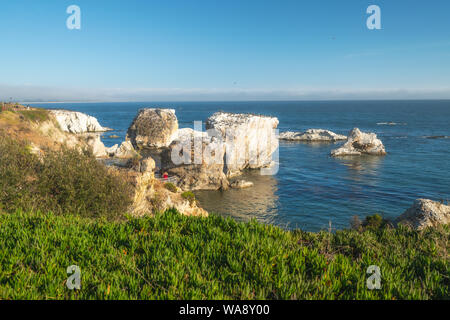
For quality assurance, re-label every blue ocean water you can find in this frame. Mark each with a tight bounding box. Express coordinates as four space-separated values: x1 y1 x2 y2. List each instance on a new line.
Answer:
31 101 450 231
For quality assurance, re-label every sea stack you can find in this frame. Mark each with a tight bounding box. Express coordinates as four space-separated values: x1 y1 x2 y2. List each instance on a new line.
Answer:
126 108 179 149
331 128 386 156
206 112 279 177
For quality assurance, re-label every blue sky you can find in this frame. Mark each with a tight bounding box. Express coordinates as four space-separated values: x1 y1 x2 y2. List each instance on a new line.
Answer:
1 0 450 101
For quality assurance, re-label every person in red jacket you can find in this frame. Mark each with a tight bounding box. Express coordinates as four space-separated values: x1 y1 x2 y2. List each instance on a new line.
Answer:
163 172 168 180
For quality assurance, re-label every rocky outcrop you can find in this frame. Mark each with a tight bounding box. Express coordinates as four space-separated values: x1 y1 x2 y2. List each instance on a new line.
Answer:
83 133 108 158
126 108 178 149
230 180 254 189
106 141 137 158
331 128 386 156
395 199 450 230
123 156 208 217
206 112 279 177
160 128 229 191
50 110 109 133
279 129 347 142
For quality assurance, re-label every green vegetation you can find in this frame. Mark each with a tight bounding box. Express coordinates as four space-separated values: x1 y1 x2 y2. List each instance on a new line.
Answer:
181 191 196 205
164 182 178 193
0 135 132 219
16 109 50 123
0 209 447 300
0 103 50 123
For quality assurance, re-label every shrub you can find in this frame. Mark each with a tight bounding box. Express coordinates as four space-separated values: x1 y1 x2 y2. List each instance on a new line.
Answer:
0 134 132 219
362 214 389 231
181 191 196 205
164 182 178 193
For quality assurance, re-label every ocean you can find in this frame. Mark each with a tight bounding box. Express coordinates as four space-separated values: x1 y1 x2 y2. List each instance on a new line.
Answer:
30 100 450 231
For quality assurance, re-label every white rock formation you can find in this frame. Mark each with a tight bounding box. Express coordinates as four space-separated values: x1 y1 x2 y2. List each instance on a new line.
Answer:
50 110 109 133
160 127 229 191
105 141 137 158
279 129 347 142
114 141 137 158
331 128 386 156
126 108 178 149
206 112 279 177
83 134 108 158
395 199 450 230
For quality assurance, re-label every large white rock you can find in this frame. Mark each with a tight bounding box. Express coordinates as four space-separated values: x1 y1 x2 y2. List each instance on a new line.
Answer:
160 127 229 191
206 112 279 177
83 133 108 158
331 128 386 156
279 129 347 142
395 199 450 230
50 110 109 133
114 141 137 158
126 108 178 149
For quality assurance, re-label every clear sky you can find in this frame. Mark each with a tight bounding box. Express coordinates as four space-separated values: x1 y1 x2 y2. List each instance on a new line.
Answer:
1 0 450 101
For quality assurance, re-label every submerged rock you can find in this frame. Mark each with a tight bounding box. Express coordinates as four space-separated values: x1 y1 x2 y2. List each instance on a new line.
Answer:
331 128 386 156
279 129 347 142
126 108 178 149
395 199 450 230
50 110 109 133
206 112 279 177
230 180 254 189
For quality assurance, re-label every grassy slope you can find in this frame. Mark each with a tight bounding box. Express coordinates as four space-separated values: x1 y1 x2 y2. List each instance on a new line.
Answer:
0 209 448 300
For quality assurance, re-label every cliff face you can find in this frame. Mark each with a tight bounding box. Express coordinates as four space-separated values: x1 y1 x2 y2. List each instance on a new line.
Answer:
206 112 279 177
117 157 208 217
50 109 109 133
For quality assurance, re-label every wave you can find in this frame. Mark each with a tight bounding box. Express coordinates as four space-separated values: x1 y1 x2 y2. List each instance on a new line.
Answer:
376 122 407 126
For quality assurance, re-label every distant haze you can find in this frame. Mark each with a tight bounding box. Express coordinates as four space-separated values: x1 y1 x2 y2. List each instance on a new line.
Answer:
2 84 450 103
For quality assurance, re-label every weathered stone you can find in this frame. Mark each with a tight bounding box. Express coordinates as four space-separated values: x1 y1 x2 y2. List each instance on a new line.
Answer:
82 133 108 158
230 180 254 189
395 199 450 230
122 155 208 217
160 128 229 191
114 141 137 158
126 108 178 149
279 129 347 142
206 112 279 177
50 110 109 133
331 128 386 156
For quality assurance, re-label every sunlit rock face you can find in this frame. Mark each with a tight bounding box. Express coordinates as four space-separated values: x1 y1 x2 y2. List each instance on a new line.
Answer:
279 129 347 142
106 141 137 158
206 112 279 177
160 128 229 191
331 128 386 156
126 108 178 149
395 199 450 230
50 110 108 133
